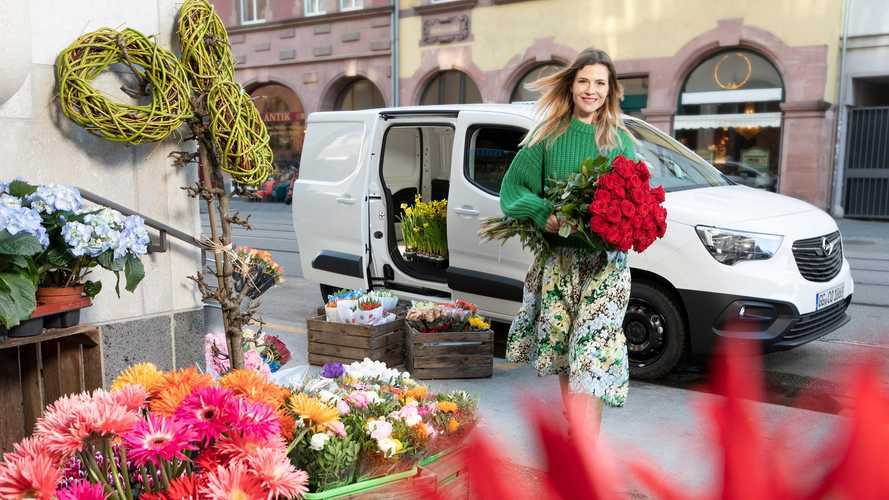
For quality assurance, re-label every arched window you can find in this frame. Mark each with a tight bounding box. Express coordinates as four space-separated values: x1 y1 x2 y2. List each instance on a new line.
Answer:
335 78 385 111
250 83 305 172
674 50 785 192
420 70 482 105
510 63 563 103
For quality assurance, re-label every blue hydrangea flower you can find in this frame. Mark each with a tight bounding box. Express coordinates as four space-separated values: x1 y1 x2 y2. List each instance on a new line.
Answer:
0 181 8 194
114 215 149 258
0 194 22 208
28 184 83 214
61 221 95 256
0 205 49 248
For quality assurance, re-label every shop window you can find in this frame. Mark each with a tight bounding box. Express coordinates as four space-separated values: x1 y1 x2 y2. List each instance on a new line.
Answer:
240 0 267 24
674 50 784 192
619 76 648 118
335 79 385 110
510 63 564 103
304 0 325 16
250 83 306 173
465 126 526 195
340 0 363 11
420 70 482 105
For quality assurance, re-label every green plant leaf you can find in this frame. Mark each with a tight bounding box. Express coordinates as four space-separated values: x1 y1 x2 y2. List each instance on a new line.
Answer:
0 230 43 256
124 255 145 293
0 273 37 329
44 248 69 267
8 180 37 197
83 280 102 298
558 224 572 238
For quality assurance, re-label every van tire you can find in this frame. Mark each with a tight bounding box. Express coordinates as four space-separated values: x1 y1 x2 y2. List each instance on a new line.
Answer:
624 281 686 380
320 284 339 304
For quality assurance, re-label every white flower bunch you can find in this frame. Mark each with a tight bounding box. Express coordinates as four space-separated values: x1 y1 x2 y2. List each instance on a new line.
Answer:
62 208 149 259
344 358 410 386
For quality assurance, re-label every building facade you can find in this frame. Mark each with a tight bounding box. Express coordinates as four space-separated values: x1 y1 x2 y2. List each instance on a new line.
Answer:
216 0 845 210
833 0 889 219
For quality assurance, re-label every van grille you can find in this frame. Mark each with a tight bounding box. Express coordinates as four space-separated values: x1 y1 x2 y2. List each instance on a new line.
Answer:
784 297 850 341
791 231 843 282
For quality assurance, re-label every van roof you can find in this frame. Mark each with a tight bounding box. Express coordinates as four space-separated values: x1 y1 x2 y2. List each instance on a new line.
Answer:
307 103 639 123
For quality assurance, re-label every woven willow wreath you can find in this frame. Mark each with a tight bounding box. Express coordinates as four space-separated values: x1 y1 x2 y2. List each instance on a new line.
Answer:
55 28 192 144
208 80 274 185
177 0 235 92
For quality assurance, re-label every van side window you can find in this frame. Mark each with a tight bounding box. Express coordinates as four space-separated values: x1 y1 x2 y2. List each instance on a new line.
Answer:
301 122 365 182
465 126 526 195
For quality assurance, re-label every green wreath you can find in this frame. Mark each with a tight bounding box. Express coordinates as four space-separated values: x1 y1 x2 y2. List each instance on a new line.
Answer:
55 28 192 144
208 80 274 185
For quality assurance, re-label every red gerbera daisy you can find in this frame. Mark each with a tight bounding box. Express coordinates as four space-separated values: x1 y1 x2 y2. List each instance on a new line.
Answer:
201 463 265 500
174 386 238 443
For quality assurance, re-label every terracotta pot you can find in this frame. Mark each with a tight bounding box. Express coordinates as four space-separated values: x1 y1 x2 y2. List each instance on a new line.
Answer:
36 286 84 305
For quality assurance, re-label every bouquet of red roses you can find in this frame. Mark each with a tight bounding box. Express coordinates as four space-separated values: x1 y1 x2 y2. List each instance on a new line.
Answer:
480 154 667 254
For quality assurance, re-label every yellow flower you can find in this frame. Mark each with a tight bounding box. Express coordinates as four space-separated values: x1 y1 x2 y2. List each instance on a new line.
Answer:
447 417 460 433
112 362 164 394
437 401 458 413
288 393 340 432
400 203 407 209
468 315 490 331
405 386 429 401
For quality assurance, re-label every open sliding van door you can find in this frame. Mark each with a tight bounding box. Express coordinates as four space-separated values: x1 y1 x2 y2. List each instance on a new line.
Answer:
366 110 459 302
293 112 378 291
446 110 536 321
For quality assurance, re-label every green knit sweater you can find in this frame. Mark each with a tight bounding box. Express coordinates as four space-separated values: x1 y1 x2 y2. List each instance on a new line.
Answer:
500 117 637 248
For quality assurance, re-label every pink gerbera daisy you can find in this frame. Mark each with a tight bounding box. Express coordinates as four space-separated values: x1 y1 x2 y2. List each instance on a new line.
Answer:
201 463 265 500
0 447 62 499
34 393 93 460
174 386 237 443
232 398 281 441
247 447 309 499
122 414 197 466
56 479 107 500
111 384 149 412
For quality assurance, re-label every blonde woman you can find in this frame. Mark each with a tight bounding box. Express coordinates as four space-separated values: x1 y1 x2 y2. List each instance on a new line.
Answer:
500 48 637 432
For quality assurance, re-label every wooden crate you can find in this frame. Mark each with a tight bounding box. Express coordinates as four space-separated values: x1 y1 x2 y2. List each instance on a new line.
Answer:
0 325 103 453
405 325 493 379
307 316 405 368
419 447 469 500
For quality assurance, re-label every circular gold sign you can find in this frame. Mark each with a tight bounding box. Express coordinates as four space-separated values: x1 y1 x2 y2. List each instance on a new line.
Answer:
713 52 752 90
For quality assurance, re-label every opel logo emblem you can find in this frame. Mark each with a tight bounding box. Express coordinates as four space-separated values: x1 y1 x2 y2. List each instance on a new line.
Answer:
821 237 838 256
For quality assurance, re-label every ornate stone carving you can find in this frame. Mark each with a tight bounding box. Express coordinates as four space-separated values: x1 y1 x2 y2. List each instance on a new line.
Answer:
421 14 471 46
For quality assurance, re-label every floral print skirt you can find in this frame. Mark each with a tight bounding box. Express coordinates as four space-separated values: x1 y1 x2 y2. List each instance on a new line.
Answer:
506 248 632 407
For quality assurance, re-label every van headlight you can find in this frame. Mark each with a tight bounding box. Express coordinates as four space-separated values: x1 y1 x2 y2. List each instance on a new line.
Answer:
695 226 783 265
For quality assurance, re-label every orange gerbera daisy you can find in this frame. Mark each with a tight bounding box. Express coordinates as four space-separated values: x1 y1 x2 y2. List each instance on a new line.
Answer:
287 393 340 432
405 386 429 401
220 369 290 409
149 368 213 416
437 401 458 413
448 417 460 433
111 363 164 395
277 411 296 441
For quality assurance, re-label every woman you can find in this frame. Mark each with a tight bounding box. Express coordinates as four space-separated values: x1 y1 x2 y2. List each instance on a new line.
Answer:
500 48 637 432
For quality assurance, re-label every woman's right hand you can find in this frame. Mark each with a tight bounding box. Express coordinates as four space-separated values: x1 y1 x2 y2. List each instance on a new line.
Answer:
545 213 560 233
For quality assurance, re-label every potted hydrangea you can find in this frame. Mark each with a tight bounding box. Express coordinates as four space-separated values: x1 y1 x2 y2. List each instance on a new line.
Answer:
0 180 150 334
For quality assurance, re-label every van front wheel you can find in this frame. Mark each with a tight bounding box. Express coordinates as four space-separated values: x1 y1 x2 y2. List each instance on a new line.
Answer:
624 281 686 380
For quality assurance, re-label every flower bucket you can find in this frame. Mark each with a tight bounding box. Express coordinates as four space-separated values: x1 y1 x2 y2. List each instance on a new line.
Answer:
325 305 340 322
303 467 418 499
379 296 398 312
36 286 84 305
354 305 384 325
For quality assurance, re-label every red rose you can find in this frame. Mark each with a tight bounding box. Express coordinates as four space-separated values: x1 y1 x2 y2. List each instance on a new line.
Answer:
620 199 636 219
627 175 643 190
589 216 608 233
606 206 622 223
619 234 634 252
631 187 648 204
636 202 651 217
651 185 666 203
590 199 609 215
635 161 651 183
603 173 625 191
594 188 612 204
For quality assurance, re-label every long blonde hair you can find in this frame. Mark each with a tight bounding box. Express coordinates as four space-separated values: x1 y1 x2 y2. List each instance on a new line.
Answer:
522 48 630 151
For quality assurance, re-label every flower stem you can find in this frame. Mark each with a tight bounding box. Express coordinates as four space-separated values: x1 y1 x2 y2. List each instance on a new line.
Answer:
118 445 133 500
104 439 126 499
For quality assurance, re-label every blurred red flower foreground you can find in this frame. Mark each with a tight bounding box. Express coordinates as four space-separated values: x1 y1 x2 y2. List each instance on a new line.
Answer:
417 340 888 500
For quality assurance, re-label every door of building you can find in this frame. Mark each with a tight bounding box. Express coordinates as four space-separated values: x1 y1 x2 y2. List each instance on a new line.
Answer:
844 107 889 219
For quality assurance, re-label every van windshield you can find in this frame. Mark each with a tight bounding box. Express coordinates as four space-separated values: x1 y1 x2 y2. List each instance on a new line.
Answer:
625 120 730 192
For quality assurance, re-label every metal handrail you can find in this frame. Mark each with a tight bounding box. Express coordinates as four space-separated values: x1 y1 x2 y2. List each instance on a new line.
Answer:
79 188 205 253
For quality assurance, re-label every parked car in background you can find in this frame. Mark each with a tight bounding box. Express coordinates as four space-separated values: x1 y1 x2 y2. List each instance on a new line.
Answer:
293 104 853 379
714 160 778 191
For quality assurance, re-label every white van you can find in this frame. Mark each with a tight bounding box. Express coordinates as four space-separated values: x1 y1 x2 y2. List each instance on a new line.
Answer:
292 104 854 378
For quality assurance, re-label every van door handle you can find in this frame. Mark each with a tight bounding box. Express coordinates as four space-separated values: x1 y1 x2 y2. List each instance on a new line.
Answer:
336 194 356 205
454 206 479 216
